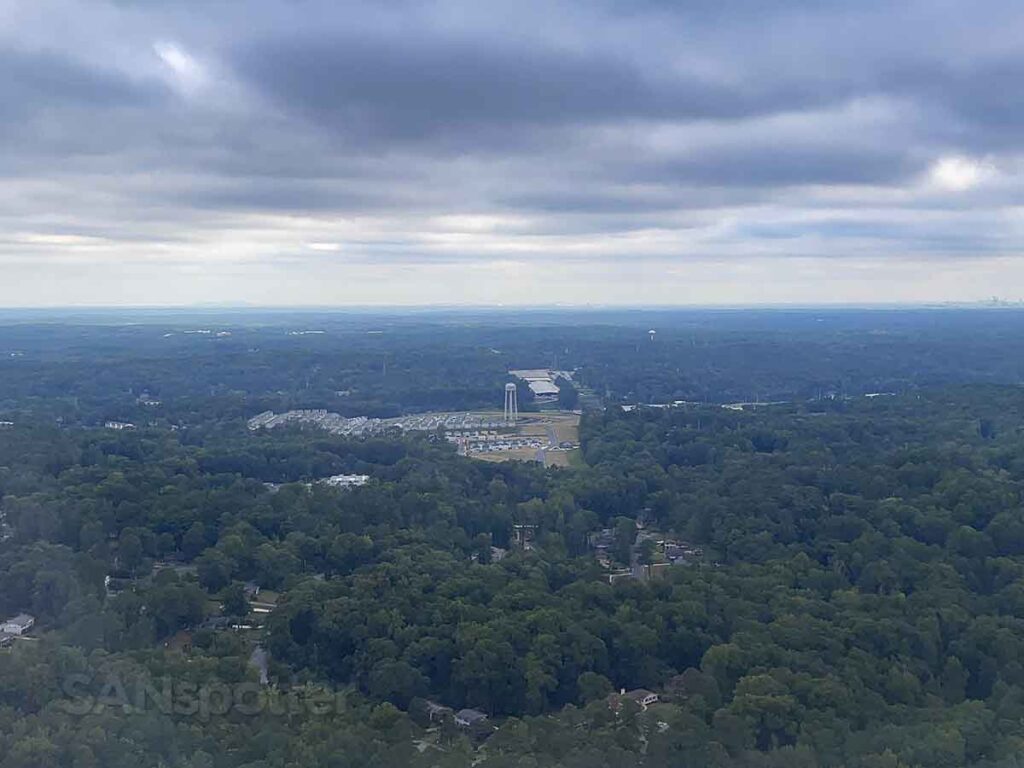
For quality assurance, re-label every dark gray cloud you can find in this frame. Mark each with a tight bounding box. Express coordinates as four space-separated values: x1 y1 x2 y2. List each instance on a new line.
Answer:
885 59 1024 151
232 33 843 144
639 144 920 188
0 47 164 138
2 49 158 108
180 178 410 213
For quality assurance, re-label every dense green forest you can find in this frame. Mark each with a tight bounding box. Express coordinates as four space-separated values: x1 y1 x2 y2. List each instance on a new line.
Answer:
6 308 1024 427
4 311 1024 766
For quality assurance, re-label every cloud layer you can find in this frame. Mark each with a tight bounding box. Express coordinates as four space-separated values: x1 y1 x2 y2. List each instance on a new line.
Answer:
4 0 1024 305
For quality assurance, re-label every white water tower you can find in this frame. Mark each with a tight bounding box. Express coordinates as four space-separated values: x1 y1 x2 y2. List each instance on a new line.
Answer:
504 383 519 424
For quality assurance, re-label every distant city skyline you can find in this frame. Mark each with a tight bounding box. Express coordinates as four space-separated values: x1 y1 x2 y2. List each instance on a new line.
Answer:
5 1 1024 306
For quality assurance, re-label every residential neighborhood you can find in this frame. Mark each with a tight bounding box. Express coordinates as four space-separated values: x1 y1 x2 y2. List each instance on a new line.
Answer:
588 521 703 583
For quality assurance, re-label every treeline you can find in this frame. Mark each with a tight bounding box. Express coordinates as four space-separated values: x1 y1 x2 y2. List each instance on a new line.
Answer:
8 309 1024 431
570 310 1024 405
0 322 529 426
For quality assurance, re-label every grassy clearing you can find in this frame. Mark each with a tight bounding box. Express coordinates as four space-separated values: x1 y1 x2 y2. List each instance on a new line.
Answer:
472 448 541 463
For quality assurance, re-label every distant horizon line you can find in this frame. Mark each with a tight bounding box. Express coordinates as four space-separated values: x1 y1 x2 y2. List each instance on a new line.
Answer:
0 300 1022 314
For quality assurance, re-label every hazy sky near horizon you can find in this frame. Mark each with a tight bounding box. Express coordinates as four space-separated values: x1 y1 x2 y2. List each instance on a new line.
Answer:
5 0 1024 306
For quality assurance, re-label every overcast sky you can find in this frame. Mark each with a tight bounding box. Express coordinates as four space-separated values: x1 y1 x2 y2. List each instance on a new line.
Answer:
4 0 1024 307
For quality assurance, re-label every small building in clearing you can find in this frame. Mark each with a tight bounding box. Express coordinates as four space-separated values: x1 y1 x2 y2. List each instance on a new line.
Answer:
320 474 369 489
625 689 659 708
455 708 488 728
2 614 34 635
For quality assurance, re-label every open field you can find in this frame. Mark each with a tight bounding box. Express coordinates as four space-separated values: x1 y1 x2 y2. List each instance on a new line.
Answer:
473 448 541 463
551 416 580 444
466 410 580 465
516 422 550 438
544 449 577 467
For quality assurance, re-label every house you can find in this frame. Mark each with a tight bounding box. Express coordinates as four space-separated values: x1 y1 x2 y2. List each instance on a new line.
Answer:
588 528 616 551
624 689 659 708
0 632 14 648
664 540 703 562
607 688 660 713
2 614 34 635
455 708 488 727
320 474 370 489
243 581 261 600
607 569 633 584
664 543 687 562
424 700 453 723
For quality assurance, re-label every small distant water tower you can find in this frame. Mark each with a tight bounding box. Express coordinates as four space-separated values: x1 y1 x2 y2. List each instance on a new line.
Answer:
648 329 657 342
504 383 519 425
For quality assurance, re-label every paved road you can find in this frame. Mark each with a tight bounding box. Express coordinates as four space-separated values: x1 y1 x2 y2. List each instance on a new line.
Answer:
249 645 269 685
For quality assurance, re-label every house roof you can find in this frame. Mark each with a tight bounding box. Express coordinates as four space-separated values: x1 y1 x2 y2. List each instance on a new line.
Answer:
625 688 657 701
4 613 33 627
455 708 488 723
